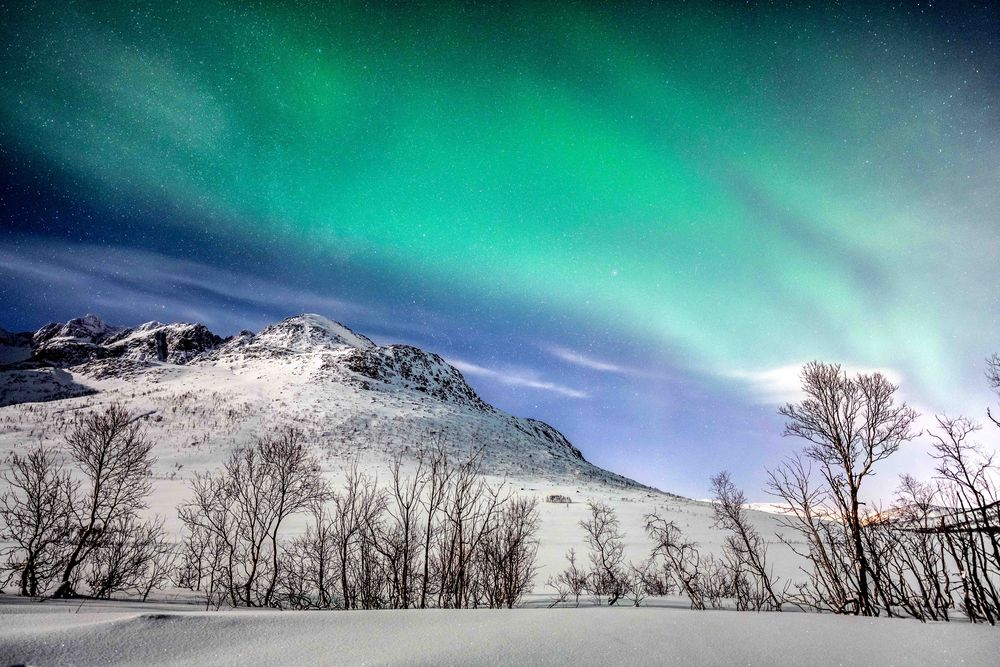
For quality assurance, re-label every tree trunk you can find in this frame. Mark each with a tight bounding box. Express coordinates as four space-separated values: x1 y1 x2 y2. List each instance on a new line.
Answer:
850 491 873 616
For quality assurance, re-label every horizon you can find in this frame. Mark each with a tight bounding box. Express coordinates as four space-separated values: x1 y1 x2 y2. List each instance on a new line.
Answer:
3 1 1000 501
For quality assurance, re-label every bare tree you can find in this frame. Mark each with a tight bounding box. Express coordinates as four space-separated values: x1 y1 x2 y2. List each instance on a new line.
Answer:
779 362 919 616
330 462 386 610
177 426 327 607
258 428 329 606
178 435 539 611
435 454 506 608
417 441 452 608
710 471 782 610
547 548 587 607
178 468 242 607
766 454 855 613
928 416 1000 622
581 501 628 606
860 476 952 621
85 515 174 601
645 514 705 610
0 445 77 596
54 404 155 598
477 496 540 608
378 454 427 608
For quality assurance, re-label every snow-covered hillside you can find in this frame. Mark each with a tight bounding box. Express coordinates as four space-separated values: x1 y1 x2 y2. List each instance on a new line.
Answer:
0 313 628 485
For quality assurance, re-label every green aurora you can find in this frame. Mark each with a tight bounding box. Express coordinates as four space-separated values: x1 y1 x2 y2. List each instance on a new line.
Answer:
2 1 999 492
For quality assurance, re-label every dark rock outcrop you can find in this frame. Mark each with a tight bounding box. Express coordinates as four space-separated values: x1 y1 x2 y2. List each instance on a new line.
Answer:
345 344 488 409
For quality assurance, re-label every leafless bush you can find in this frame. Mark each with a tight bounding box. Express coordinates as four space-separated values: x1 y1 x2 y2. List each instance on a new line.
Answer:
550 502 699 609
175 516 235 609
85 515 174 601
276 500 337 609
435 454 506 608
631 556 676 597
476 496 540 608
547 548 587 607
626 559 659 607
181 438 540 611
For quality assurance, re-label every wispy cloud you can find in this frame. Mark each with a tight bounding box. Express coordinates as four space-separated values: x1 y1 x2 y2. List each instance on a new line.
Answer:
729 363 904 405
544 344 653 378
449 358 588 399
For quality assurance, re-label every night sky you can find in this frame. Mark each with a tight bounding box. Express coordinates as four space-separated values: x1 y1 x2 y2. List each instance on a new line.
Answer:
2 1 999 499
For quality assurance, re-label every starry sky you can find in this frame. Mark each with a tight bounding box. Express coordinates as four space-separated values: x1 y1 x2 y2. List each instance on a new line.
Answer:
2 1 999 499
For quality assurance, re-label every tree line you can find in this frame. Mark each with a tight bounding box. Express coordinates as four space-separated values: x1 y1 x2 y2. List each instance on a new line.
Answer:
0 408 539 609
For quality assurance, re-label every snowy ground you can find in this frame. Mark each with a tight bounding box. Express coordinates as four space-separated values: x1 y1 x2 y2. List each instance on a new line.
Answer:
1 596 996 666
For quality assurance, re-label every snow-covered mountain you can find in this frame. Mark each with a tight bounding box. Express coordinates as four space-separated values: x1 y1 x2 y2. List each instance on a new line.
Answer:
1 314 810 594
0 313 629 487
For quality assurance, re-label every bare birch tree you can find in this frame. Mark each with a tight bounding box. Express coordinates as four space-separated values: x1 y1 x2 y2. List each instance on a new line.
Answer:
54 404 155 598
0 445 77 596
581 501 628 606
778 362 919 616
710 471 782 610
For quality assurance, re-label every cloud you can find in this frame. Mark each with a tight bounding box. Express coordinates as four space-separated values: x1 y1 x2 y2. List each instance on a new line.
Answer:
544 344 653 378
449 358 588 399
729 363 904 405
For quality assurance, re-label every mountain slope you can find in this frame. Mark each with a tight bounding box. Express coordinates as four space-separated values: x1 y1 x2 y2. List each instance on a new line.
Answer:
0 313 632 487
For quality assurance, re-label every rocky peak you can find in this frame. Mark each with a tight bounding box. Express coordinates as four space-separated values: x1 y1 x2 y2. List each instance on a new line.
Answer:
33 314 121 346
103 322 223 364
345 344 487 409
18 315 223 369
252 314 376 354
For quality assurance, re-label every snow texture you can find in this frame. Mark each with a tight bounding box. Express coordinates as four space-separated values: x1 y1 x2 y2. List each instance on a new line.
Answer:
0 597 996 666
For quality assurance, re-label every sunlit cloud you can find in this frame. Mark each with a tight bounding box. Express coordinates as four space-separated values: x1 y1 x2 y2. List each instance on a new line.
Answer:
728 363 905 405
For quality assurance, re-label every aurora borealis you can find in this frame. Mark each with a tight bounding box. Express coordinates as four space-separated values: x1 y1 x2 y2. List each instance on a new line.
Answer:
2 1 999 497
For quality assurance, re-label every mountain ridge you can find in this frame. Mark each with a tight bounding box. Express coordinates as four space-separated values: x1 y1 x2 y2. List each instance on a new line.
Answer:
0 313 641 489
